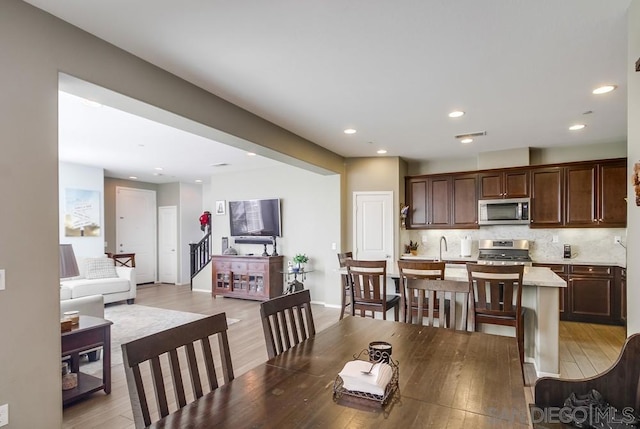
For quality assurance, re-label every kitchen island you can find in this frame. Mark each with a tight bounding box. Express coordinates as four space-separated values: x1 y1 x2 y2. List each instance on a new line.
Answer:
444 265 566 377
385 263 566 377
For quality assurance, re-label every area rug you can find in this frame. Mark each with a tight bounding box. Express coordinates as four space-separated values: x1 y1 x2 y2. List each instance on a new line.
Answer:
80 304 239 375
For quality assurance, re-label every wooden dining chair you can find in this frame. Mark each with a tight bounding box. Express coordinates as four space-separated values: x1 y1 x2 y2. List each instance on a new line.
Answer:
346 259 400 321
121 313 234 429
337 251 353 320
467 263 525 366
397 260 447 324
400 278 473 330
260 289 316 359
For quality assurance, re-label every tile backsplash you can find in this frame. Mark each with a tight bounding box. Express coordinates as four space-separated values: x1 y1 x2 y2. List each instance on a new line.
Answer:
401 226 627 266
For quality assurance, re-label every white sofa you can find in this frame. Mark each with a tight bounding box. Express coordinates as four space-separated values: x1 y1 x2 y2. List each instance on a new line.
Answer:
60 257 137 304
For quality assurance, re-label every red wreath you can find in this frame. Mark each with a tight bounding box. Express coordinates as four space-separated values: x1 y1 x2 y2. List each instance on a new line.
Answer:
199 211 211 232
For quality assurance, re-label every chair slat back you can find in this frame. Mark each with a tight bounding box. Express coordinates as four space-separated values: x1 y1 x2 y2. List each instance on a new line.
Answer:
404 279 472 330
121 313 234 429
397 260 446 323
346 259 387 304
467 263 524 318
260 289 316 359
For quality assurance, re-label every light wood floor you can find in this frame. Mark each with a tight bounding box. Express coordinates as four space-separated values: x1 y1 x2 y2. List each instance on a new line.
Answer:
62 284 627 429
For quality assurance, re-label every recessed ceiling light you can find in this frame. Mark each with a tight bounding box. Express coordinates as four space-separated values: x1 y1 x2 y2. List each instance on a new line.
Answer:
247 152 256 156
344 128 357 135
569 124 586 131
448 110 465 118
592 85 616 95
460 138 473 144
129 176 138 180
195 179 202 183
154 167 163 171
377 149 387 154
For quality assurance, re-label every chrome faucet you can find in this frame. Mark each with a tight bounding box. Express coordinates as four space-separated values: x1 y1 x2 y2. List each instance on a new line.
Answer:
439 236 448 262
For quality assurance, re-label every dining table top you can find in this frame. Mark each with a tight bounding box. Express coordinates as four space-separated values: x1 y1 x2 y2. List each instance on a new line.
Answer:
149 316 530 428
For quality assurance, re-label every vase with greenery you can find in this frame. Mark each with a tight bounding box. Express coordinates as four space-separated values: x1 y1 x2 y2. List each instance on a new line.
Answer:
292 253 309 271
404 241 419 255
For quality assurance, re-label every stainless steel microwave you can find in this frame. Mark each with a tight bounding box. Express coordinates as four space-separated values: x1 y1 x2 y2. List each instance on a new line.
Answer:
478 198 530 225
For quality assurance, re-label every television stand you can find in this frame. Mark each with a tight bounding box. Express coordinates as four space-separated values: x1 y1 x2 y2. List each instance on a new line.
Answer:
212 255 284 301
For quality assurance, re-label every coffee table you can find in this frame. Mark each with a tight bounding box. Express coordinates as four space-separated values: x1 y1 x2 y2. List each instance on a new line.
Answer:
61 315 113 406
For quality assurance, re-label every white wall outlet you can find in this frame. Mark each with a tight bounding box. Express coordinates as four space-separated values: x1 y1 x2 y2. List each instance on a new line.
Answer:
421 235 428 244
552 235 559 243
331 242 337 250
614 236 621 244
0 403 8 427
0 269 5 291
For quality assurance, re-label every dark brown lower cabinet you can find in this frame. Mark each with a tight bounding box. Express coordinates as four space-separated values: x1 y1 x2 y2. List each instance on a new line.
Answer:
534 263 624 326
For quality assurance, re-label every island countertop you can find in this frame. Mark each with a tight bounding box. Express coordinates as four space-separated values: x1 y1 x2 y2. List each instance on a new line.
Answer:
444 265 567 288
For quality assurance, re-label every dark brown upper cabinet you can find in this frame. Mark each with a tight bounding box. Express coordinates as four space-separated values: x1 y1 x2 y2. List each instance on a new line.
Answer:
479 170 529 199
564 160 626 227
406 174 478 229
529 167 564 227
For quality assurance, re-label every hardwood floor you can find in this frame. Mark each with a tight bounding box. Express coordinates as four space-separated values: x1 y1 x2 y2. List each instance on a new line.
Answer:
62 284 627 428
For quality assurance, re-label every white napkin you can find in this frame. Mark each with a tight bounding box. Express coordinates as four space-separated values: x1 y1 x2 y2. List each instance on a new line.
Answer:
338 360 393 396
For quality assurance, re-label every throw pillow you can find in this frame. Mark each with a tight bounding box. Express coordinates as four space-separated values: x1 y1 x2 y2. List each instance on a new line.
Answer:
85 258 118 280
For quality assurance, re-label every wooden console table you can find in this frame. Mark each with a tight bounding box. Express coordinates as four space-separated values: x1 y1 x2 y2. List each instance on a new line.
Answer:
212 255 283 301
61 315 112 406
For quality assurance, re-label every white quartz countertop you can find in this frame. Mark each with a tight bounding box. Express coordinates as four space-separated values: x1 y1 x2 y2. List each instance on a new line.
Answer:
444 266 567 288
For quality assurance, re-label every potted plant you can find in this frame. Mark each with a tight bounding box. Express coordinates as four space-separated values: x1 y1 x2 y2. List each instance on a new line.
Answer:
292 253 309 272
405 241 419 256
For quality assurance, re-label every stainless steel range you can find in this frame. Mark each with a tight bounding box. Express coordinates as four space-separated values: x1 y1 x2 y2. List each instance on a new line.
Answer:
477 239 532 266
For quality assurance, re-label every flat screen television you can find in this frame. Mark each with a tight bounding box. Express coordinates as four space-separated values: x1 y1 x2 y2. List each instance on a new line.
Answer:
228 198 281 237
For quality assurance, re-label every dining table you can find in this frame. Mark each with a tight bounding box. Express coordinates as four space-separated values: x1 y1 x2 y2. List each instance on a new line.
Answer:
149 316 530 428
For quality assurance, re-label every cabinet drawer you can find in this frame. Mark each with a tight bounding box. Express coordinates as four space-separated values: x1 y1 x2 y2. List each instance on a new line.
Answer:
232 262 248 271
534 263 567 274
214 262 232 271
569 265 612 276
248 262 266 272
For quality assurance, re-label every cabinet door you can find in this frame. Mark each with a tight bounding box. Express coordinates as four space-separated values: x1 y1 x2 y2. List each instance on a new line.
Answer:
565 164 597 226
530 167 563 227
451 174 478 228
407 178 428 228
478 172 503 199
599 161 627 226
569 277 612 320
427 176 451 227
504 171 529 198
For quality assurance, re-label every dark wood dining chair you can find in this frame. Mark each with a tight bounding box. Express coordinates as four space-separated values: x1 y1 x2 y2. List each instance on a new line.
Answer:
531 333 640 429
337 251 353 320
260 289 316 359
467 263 525 366
397 260 447 324
401 278 473 330
121 313 234 429
346 259 400 321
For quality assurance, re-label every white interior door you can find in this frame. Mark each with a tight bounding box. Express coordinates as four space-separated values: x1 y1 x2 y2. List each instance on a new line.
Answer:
353 191 395 270
116 187 157 284
158 206 178 284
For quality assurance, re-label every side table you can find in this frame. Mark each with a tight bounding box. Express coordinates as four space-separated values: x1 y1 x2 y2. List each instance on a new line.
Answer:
281 269 313 294
61 315 113 406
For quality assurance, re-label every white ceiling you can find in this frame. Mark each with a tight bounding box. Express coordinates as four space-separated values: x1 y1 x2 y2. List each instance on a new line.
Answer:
30 0 632 183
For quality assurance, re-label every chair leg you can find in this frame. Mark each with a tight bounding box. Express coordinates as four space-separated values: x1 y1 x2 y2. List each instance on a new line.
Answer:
339 283 346 321
394 305 399 322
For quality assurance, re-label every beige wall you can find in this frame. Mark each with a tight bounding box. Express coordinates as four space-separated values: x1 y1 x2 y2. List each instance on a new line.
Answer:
0 1 344 426
627 1 639 335
204 165 342 305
